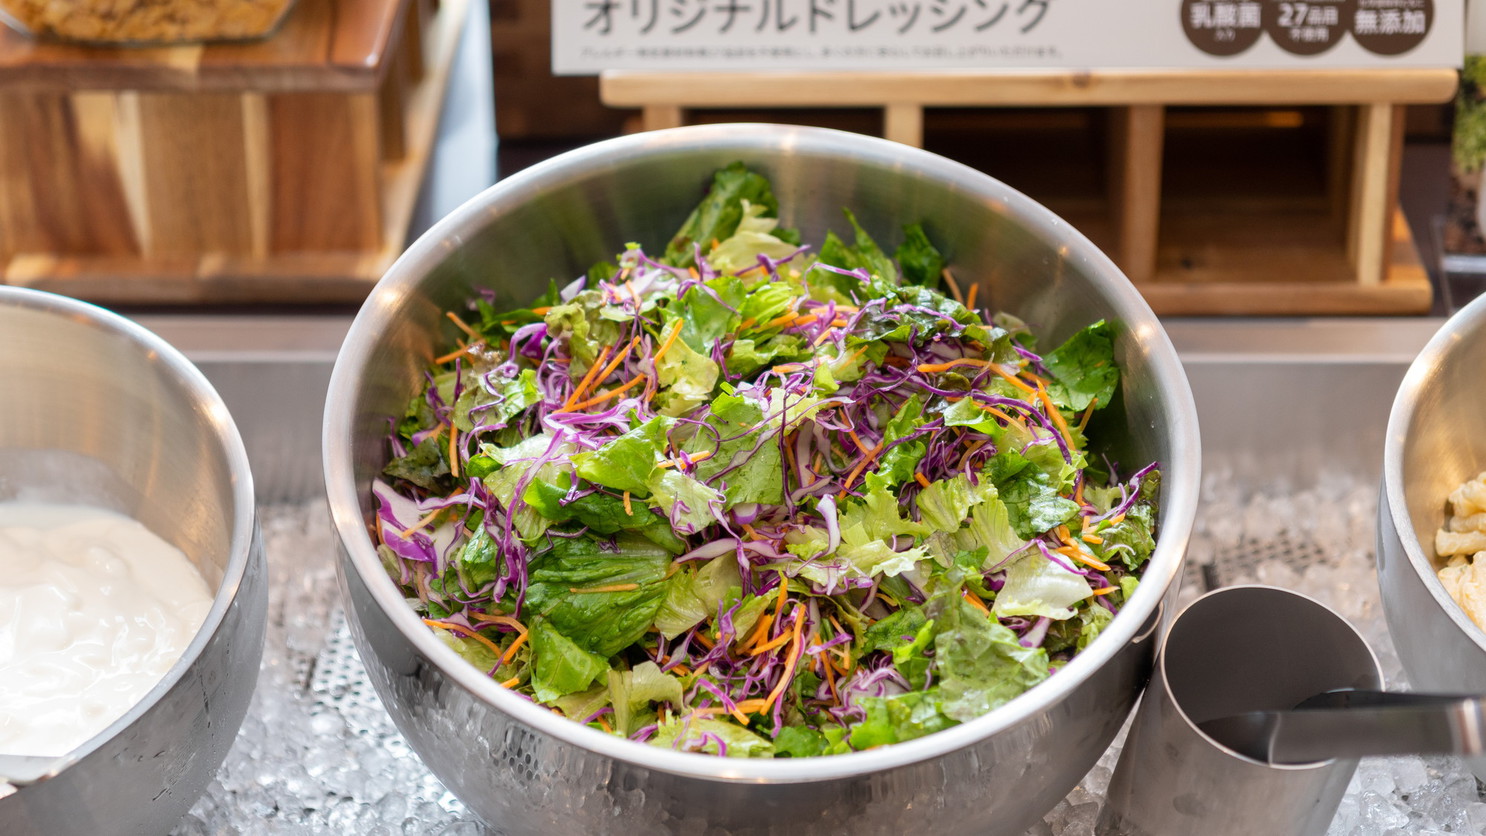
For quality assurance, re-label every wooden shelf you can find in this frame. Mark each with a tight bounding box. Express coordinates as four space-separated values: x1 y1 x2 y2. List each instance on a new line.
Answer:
600 68 1457 315
0 0 466 304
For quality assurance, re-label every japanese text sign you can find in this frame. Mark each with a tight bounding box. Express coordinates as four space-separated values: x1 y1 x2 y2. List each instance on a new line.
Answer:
552 0 1462 74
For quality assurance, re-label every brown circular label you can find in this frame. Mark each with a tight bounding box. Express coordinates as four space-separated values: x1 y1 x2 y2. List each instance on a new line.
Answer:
1182 0 1265 56
1263 0 1355 55
1351 0 1433 55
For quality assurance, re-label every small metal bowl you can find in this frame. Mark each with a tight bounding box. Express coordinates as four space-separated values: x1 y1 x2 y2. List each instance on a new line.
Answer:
1378 292 1486 725
0 287 267 835
325 124 1201 835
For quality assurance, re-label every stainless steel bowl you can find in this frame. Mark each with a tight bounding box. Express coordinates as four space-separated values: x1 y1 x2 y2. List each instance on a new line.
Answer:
324 124 1201 835
1378 292 1486 760
0 287 267 835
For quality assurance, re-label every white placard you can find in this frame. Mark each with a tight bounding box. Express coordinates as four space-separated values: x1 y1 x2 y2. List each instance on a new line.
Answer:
553 0 1462 74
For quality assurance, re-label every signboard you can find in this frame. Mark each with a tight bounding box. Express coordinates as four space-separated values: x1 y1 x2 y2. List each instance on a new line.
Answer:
553 0 1462 74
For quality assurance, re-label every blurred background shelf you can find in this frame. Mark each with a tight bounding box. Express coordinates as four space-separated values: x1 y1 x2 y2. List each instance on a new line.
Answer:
0 0 468 304
598 68 1457 316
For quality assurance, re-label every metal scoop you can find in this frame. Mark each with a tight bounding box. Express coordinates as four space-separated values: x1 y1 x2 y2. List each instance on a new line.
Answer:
1198 689 1486 765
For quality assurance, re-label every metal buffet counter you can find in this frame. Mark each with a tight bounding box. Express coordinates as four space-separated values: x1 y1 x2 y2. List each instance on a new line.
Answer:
145 314 1471 835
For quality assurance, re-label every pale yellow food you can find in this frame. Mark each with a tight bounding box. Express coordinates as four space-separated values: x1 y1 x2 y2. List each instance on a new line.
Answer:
0 0 292 43
1437 471 1486 630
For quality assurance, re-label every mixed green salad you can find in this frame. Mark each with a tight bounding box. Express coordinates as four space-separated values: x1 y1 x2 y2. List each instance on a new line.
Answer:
374 163 1161 758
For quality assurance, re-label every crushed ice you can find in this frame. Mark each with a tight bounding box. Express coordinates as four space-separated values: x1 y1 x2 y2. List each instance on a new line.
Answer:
172 478 1486 835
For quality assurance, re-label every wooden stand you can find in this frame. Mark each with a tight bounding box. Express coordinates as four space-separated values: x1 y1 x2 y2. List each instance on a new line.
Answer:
600 68 1458 315
0 0 465 304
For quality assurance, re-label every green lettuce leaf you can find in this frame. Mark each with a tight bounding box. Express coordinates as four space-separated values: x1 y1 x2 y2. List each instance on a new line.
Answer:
523 533 672 657
572 416 673 496
933 596 1050 722
991 551 1092 620
663 161 786 268
654 322 721 417
608 662 686 736
529 619 610 702
651 716 776 757
773 725 828 757
708 202 802 275
1043 320 1119 413
848 689 955 749
893 223 944 288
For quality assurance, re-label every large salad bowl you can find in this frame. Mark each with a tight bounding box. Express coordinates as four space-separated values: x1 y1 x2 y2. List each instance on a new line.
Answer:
324 124 1200 835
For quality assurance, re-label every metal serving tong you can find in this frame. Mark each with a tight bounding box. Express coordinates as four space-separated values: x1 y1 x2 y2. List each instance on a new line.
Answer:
1198 689 1486 765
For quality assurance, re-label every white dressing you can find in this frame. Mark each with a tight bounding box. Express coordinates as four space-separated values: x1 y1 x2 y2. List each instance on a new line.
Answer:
0 502 213 758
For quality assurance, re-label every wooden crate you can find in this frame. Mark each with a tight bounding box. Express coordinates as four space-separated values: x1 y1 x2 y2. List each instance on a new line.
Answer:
601 69 1459 315
0 0 466 304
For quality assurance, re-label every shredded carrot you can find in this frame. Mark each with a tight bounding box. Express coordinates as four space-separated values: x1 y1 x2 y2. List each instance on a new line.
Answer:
569 373 647 411
1058 545 1112 573
1035 382 1075 448
749 629 795 656
500 676 521 689
762 610 807 712
652 319 686 365
822 655 840 703
987 362 1038 395
396 509 444 540
764 311 816 330
423 618 504 660
624 279 639 305
1077 397 1099 432
965 282 979 310
974 401 1021 427
434 342 478 365
561 344 613 410
1090 586 1119 597
812 328 836 347
962 590 992 616
733 698 768 715
597 716 614 733
848 430 872 455
913 472 932 489
694 632 715 649
603 335 642 377
956 438 990 469
569 583 641 594
941 268 964 303
469 613 525 631
531 306 552 316
916 357 990 374
500 630 530 666
841 443 884 492
738 317 757 329
1082 533 1105 545
741 522 760 540
622 491 633 516
1110 513 1126 525
445 311 479 339
448 422 461 479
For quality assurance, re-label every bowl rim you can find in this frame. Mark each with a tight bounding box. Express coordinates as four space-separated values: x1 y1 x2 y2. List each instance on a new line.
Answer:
0 286 259 777
1382 290 1486 652
324 123 1202 782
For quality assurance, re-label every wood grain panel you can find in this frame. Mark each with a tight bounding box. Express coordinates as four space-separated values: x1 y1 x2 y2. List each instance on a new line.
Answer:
134 92 254 254
0 92 138 256
267 91 382 250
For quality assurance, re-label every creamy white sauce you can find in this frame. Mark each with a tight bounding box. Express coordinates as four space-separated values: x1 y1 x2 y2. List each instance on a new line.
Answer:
0 502 213 757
